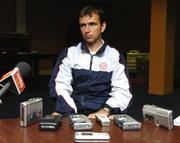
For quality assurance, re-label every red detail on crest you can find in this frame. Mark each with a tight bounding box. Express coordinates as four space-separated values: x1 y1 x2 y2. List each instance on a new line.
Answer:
99 62 108 70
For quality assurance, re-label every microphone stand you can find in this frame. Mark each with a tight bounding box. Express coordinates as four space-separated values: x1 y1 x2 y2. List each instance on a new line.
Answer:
0 83 11 104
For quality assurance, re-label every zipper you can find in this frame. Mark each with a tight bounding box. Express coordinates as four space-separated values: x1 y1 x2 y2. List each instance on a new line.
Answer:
81 54 94 107
89 55 94 70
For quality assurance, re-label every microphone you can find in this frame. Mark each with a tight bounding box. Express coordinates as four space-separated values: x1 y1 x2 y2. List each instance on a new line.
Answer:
0 62 31 98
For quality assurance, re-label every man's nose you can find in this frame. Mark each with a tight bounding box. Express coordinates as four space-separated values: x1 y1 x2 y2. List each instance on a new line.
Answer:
85 25 91 32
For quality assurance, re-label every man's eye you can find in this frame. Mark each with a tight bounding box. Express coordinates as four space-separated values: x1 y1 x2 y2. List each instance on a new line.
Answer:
89 23 96 26
80 23 97 29
80 24 86 28
88 23 97 29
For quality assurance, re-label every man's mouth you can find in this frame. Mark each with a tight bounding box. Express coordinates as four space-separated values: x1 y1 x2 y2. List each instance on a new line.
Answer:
85 35 92 39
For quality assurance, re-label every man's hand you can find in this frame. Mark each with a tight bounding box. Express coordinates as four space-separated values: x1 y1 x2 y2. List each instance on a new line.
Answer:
88 108 110 119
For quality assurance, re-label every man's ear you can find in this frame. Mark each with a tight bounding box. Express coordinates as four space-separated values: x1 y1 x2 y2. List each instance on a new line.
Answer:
101 22 106 33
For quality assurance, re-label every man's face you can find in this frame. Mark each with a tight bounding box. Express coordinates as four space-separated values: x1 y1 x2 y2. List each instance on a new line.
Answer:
79 13 106 45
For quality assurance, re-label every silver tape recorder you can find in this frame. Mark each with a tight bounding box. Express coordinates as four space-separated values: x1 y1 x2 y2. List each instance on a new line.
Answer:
69 114 93 131
142 104 173 130
20 97 43 127
113 114 141 130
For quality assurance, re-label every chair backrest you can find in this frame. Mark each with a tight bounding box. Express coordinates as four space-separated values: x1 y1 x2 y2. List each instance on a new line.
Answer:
119 52 132 93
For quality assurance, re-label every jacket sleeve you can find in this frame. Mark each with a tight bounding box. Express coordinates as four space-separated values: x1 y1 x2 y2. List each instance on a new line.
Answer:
49 48 77 116
105 52 133 114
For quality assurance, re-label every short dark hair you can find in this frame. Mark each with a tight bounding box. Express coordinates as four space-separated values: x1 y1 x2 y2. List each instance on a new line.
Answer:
79 5 106 24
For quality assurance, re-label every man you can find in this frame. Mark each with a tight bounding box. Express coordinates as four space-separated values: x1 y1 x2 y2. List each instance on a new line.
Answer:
49 5 132 118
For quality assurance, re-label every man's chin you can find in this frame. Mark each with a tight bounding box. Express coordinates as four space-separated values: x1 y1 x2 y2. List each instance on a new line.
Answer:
85 39 94 44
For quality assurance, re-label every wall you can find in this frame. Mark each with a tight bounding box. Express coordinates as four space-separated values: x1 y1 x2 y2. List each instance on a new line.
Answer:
0 0 179 80
0 0 16 33
25 0 151 54
175 0 180 83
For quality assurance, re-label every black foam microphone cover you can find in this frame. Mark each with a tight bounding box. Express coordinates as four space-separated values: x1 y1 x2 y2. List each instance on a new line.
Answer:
15 62 31 77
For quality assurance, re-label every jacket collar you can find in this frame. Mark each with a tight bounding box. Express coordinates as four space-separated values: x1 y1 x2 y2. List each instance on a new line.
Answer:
81 41 107 56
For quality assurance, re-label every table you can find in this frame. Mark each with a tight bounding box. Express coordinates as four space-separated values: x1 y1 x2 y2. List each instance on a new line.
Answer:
0 118 180 143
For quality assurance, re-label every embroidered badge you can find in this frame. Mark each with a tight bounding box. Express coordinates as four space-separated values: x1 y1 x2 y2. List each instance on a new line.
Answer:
99 62 108 71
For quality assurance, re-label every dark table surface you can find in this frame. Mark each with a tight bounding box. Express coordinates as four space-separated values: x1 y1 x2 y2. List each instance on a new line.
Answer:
0 117 180 143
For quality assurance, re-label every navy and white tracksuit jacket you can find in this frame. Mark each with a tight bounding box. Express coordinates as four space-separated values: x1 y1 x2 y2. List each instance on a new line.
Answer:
49 42 132 116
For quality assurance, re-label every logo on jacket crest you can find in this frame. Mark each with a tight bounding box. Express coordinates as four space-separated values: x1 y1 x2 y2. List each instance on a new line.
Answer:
99 62 108 71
